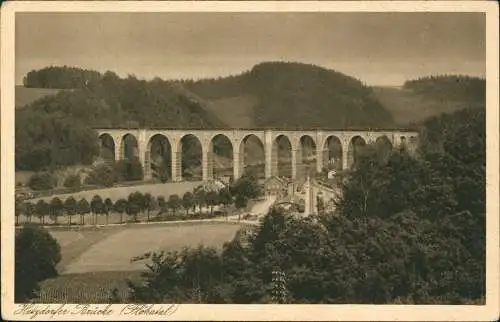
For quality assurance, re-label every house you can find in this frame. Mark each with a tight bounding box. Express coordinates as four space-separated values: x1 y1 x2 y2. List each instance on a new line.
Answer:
263 176 288 199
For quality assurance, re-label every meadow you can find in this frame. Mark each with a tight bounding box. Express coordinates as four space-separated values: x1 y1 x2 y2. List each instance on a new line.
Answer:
27 180 203 203
34 221 247 303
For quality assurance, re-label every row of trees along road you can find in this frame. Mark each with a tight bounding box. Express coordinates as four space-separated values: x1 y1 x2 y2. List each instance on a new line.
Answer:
124 107 485 304
16 174 261 225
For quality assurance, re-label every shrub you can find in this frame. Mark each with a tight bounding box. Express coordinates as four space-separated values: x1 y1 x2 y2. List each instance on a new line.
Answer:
28 172 56 191
15 226 61 302
85 163 116 187
115 157 144 182
63 173 81 188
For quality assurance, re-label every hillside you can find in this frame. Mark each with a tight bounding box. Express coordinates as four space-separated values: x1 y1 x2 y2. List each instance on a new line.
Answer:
15 86 63 108
15 64 486 173
15 68 227 171
373 76 485 126
183 62 395 129
372 86 484 126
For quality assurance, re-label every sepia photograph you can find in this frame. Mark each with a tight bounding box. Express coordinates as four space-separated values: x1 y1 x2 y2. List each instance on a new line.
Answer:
1 1 499 321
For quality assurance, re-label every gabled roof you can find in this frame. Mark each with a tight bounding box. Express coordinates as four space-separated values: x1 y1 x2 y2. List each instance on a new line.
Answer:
264 176 287 186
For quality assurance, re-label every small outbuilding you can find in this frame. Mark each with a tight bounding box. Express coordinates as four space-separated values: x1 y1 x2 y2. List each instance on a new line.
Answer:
263 176 288 199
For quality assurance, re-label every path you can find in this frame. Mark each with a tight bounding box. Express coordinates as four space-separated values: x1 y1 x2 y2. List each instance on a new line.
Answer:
249 195 277 216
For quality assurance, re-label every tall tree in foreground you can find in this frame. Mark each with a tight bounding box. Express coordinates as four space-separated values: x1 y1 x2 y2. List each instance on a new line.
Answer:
15 226 61 302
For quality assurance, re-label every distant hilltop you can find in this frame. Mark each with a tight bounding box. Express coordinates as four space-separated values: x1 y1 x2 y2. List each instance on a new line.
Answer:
16 62 485 129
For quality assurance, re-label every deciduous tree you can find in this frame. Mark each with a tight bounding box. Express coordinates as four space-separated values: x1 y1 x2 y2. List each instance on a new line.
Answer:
15 226 61 302
167 194 182 216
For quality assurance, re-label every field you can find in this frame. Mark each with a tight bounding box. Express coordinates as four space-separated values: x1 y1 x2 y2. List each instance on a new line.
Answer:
15 86 63 108
56 222 243 274
371 86 483 125
35 221 246 302
29 180 203 203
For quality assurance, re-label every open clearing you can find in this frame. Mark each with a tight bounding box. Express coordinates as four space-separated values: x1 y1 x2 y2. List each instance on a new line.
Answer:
50 221 245 274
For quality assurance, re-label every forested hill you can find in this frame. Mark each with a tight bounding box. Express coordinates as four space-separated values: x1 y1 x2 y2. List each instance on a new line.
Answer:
18 67 225 129
182 62 395 129
15 67 225 171
403 75 485 102
373 75 485 125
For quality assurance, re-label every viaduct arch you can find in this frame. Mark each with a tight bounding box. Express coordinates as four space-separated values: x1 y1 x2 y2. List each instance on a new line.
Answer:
96 128 419 182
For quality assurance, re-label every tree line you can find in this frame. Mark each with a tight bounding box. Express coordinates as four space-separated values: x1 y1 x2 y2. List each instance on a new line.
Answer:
403 75 485 103
16 173 261 226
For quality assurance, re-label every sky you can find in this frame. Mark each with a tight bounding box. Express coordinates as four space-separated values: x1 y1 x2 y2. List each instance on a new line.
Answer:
16 12 485 86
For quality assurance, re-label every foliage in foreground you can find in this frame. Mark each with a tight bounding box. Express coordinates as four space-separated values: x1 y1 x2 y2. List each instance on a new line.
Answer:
15 226 61 302
127 107 485 304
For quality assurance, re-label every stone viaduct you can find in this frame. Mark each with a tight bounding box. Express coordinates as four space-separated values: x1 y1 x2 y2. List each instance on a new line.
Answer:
95 128 419 182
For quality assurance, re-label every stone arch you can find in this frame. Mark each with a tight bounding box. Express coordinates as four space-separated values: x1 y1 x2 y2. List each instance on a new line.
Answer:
146 134 172 182
98 133 115 162
120 133 139 160
239 134 265 179
299 134 317 178
348 135 367 168
375 135 393 164
322 135 343 171
209 133 234 180
179 134 203 181
272 134 293 178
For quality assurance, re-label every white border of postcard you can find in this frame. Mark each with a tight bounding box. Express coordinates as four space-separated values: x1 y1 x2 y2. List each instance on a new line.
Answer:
2 1 499 321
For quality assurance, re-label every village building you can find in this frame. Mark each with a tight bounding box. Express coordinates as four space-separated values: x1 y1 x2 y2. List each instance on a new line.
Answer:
263 176 288 199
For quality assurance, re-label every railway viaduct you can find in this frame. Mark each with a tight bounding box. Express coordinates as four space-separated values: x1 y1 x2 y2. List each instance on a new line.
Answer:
95 128 419 182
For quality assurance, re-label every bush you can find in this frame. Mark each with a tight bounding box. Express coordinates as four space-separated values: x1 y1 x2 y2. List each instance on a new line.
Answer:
28 172 56 191
115 157 144 182
63 173 81 188
85 163 116 187
15 226 61 302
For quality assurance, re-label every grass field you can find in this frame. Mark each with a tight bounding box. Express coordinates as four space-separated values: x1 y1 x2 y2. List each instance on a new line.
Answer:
49 221 245 274
15 86 63 108
29 180 203 203
34 221 246 302
372 86 482 125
